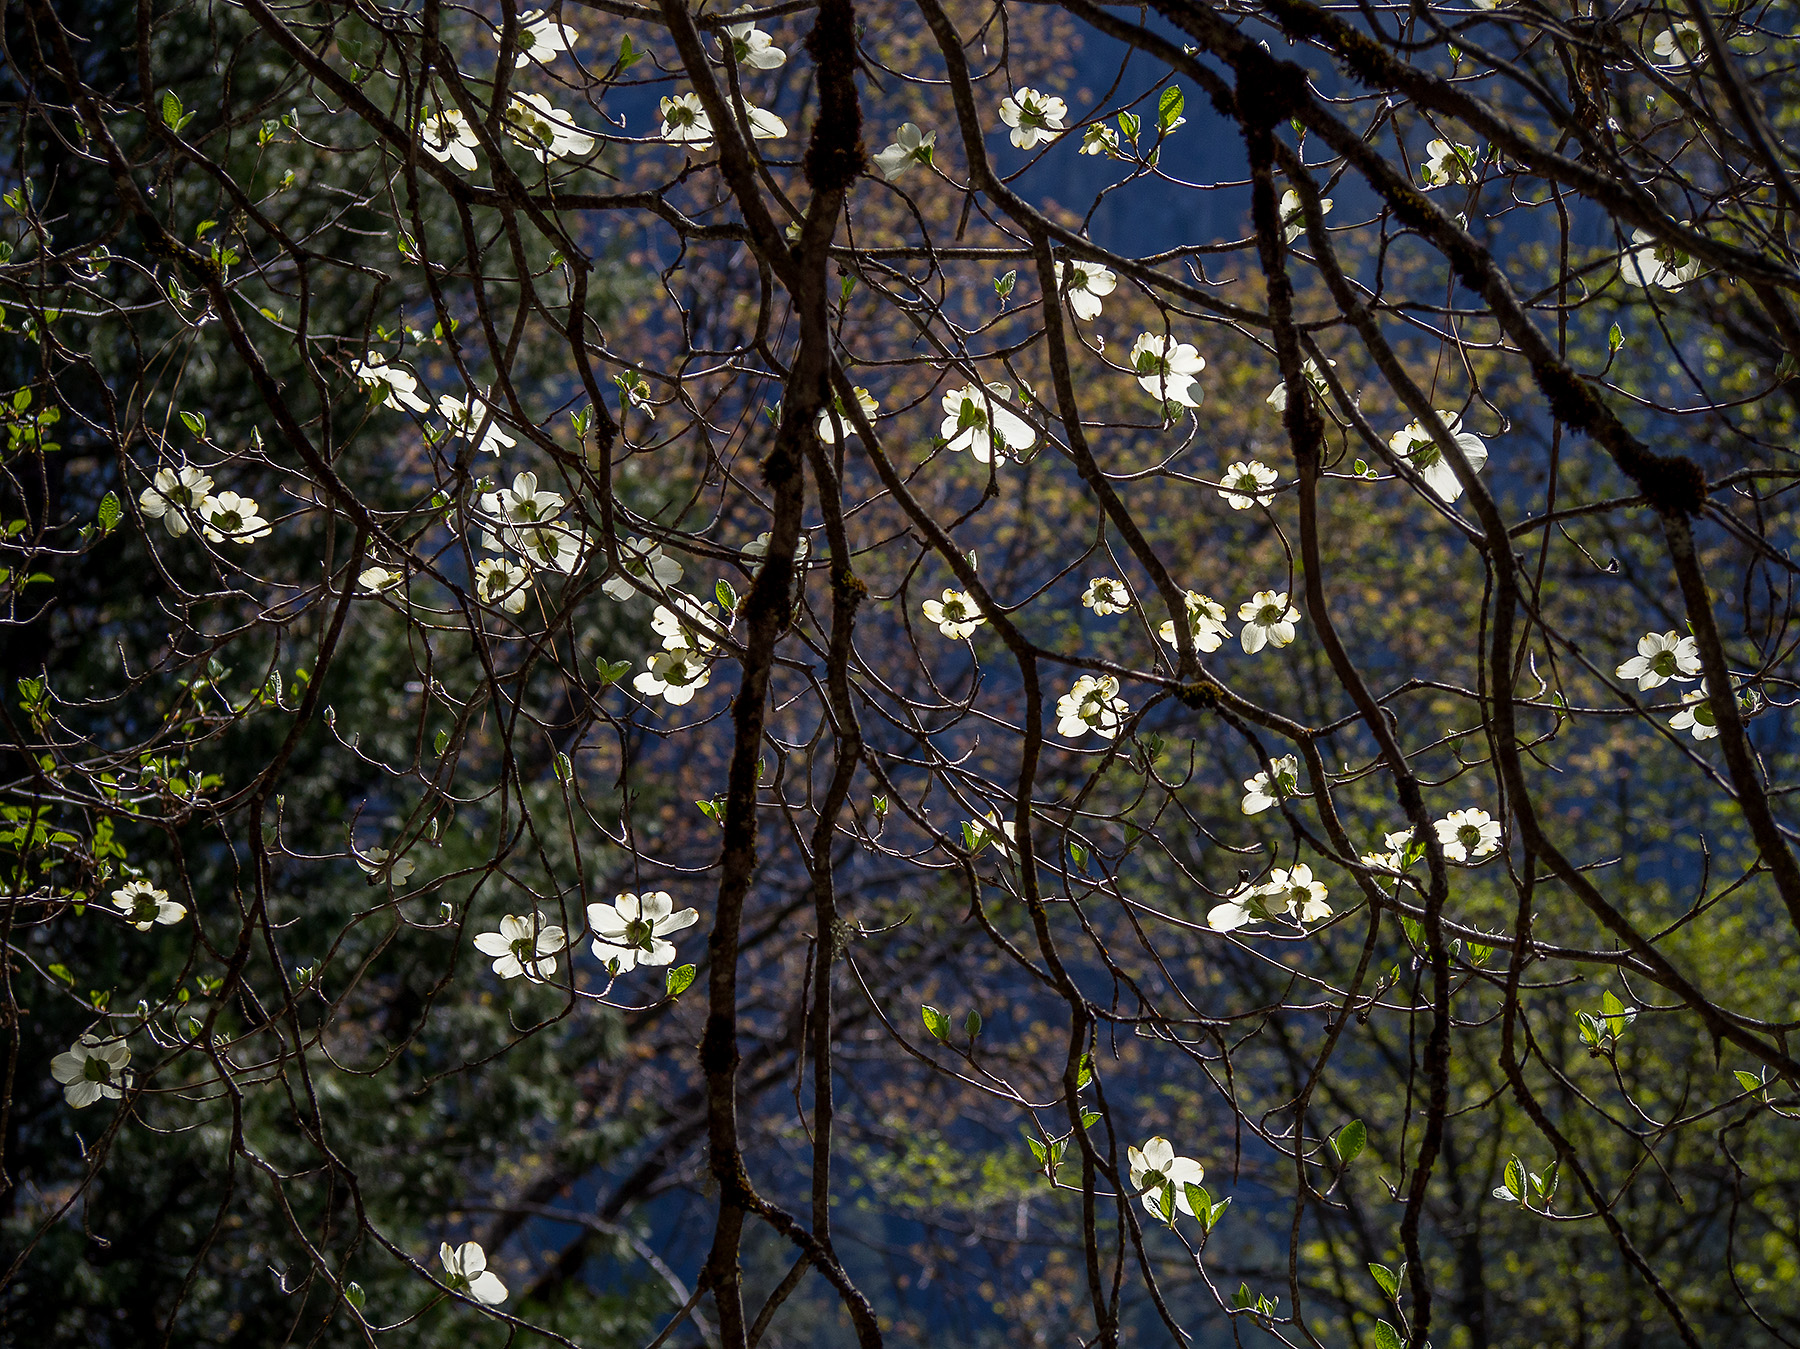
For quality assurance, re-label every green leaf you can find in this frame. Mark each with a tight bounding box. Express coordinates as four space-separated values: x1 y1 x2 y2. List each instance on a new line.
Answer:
344 1281 365 1311
665 963 696 998
49 963 74 985
1735 1069 1762 1093
716 578 738 611
1504 1155 1526 1203
1374 1320 1404 1349
160 89 183 129
552 750 572 783
994 269 1017 299
1608 322 1624 354
963 1008 982 1039
596 657 632 686
617 34 644 69
1369 1262 1399 1298
96 492 122 535
1333 1119 1367 1165
1157 85 1185 131
872 794 888 817
1075 1051 1093 1090
921 1004 949 1040
1081 1108 1101 1129
434 729 449 756
1118 110 1141 141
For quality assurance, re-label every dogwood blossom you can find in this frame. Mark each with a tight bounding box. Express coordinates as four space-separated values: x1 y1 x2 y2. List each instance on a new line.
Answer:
473 911 566 981
419 109 479 171
1242 754 1301 814
922 589 984 638
357 847 414 884
1157 590 1231 652
816 386 878 443
359 565 402 593
1128 1137 1204 1219
111 879 185 930
438 393 516 456
1361 828 1418 872
504 92 595 162
476 557 532 613
139 464 212 537
969 811 1019 862
658 92 784 151
439 1241 508 1304
1652 21 1703 70
1129 333 1204 408
998 87 1067 149
481 472 564 530
602 535 684 600
512 522 586 574
872 122 935 180
723 8 786 68
1616 630 1701 689
1060 260 1117 321
1265 357 1335 412
1435 808 1502 862
1056 674 1128 739
353 353 430 412
652 594 726 652
1388 412 1488 501
940 382 1036 462
1621 228 1702 290
1206 882 1268 933
588 891 699 973
198 491 271 543
1082 577 1131 616
1259 864 1332 924
503 9 577 67
634 647 711 705
1422 139 1477 188
49 1033 130 1108
1081 123 1120 156
1238 590 1300 653
1218 461 1278 510
1670 684 1718 740
1278 188 1332 242
745 532 810 565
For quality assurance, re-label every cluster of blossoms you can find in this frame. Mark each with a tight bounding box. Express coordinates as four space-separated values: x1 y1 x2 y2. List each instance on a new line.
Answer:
1056 675 1129 739
139 465 270 544
1361 808 1503 869
473 892 699 983
1614 630 1730 741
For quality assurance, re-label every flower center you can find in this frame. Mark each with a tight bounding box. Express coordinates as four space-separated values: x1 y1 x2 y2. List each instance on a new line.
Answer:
1458 825 1483 848
511 936 535 961
133 895 160 922
84 1059 112 1084
215 510 243 531
1652 651 1677 675
624 917 654 947
1256 604 1282 624
958 400 989 432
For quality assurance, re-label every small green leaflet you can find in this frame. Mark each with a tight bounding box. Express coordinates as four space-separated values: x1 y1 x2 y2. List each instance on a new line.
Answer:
665 963 696 998
963 1008 982 1038
1369 1262 1399 1298
994 269 1017 300
97 492 122 535
1735 1069 1763 1094
1494 1153 1527 1203
1608 322 1624 354
1157 85 1185 132
596 656 632 686
716 578 738 611
1374 1320 1404 1349
921 1004 949 1040
180 410 206 437
1332 1118 1367 1164
344 1281 366 1311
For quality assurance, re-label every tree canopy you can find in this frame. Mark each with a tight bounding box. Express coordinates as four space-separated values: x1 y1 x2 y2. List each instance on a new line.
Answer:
4 0 1800 1344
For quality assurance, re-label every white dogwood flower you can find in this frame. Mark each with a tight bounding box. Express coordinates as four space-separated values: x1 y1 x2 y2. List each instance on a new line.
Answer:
1435 808 1502 862
941 382 1036 463
1082 577 1131 616
1056 674 1128 739
633 647 711 705
1265 357 1335 412
589 891 699 973
50 1033 131 1109
476 557 532 613
473 912 565 981
1670 683 1719 741
419 109 479 171
1279 188 1332 242
651 594 726 652
723 8 787 69
440 1241 508 1304
1237 590 1300 653
658 92 784 151
1616 630 1701 690
1128 1137 1204 1219
481 471 564 529
1129 333 1204 408
602 535 684 600
111 879 186 930
1061 260 1117 320
923 589 984 639
503 9 578 66
438 393 516 456
1621 228 1703 291
1242 754 1301 815
198 491 271 543
998 87 1066 149
1157 590 1231 653
1082 122 1120 156
1218 461 1278 510
139 464 213 537
816 386 878 443
872 123 935 180
353 353 431 412
1388 412 1488 502
359 565 402 593
1206 882 1268 933
1422 138 1477 188
1258 863 1332 924
504 92 595 162
1652 21 1703 70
